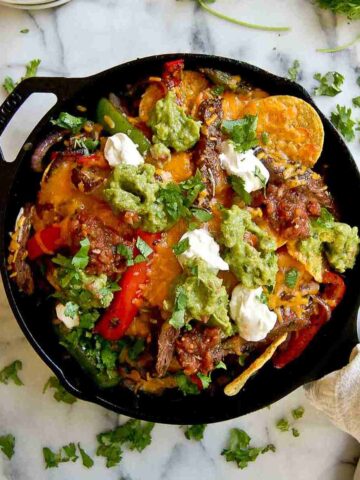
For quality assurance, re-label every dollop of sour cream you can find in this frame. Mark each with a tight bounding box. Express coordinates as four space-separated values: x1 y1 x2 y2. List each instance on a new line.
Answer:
104 133 144 167
219 141 269 193
55 303 79 330
230 285 277 341
178 228 229 271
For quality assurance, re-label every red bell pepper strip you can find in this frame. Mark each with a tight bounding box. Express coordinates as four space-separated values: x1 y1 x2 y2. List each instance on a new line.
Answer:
273 271 346 369
189 374 203 392
94 231 160 341
27 225 64 260
162 59 184 89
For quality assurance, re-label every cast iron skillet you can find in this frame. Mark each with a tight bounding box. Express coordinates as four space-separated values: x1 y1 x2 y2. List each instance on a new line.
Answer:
0 54 359 425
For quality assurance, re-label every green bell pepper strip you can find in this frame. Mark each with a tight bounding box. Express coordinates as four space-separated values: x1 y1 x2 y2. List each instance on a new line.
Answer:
96 97 151 155
57 328 120 389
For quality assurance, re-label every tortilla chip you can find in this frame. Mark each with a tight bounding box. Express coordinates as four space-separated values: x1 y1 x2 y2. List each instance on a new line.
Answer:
241 95 324 168
287 240 324 282
224 333 288 396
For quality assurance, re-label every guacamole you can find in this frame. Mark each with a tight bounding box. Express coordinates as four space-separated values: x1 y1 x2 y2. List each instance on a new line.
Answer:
296 211 359 280
176 259 232 336
103 163 173 232
148 91 201 152
221 206 278 288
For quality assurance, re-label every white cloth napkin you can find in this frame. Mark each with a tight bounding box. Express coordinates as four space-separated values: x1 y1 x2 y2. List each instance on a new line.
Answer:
304 344 360 479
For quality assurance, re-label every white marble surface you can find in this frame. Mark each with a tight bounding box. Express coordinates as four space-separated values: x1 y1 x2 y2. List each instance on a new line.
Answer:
0 1 360 479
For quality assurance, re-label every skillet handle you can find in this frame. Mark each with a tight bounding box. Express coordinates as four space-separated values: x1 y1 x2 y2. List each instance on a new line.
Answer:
0 76 86 203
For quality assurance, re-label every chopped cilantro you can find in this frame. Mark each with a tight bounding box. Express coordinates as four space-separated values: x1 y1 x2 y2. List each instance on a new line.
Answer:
51 112 87 134
353 96 360 108
169 286 188 329
179 170 205 206
43 442 78 469
261 132 270 144
288 60 300 82
173 237 190 256
315 1 360 19
257 291 268 304
222 428 275 469
78 443 94 468
43 376 77 404
276 418 290 432
331 105 356 141
292 428 300 437
254 165 267 190
184 424 207 441
292 406 305 420
136 237 153 258
211 85 225 96
73 137 99 154
126 338 146 361
0 360 23 386
71 238 90 269
117 244 134 266
64 301 79 319
313 72 344 96
284 268 299 288
222 115 259 153
197 372 211 389
229 176 251 205
191 207 213 222
2 58 40 94
176 373 200 396
0 434 15 460
20 28 29 33
79 310 100 329
312 207 334 229
96 420 154 468
215 361 227 370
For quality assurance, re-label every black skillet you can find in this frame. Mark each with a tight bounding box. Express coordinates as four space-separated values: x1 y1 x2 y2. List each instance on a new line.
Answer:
0 54 359 425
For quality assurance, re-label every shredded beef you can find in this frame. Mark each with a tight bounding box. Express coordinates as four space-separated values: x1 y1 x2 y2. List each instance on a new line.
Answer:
69 212 128 278
71 166 105 193
175 326 223 376
156 323 179 377
193 96 225 198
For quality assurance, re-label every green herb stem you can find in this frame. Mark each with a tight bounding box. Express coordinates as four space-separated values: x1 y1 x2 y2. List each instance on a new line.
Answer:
317 34 360 53
197 0 290 32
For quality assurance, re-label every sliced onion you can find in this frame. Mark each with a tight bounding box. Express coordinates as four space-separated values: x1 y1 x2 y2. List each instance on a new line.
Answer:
31 131 67 172
311 295 332 322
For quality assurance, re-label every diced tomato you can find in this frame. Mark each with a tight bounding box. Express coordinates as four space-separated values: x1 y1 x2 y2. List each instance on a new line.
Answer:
94 231 161 341
27 225 64 260
189 374 203 391
162 59 184 89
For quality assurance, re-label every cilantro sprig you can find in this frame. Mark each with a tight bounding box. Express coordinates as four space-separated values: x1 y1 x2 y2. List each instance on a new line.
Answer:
0 360 23 386
331 105 356 142
313 72 344 97
43 376 77 404
51 112 88 134
43 442 93 469
222 115 259 153
184 424 207 441
169 285 188 329
288 60 300 82
96 419 154 468
222 428 275 469
2 58 41 95
0 434 15 460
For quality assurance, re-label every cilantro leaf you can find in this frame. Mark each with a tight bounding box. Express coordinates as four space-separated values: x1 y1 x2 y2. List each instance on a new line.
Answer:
2 77 15 94
43 447 62 469
222 428 275 469
184 424 207 441
0 434 15 459
222 115 259 153
179 170 205 206
77 443 94 468
292 427 300 437
229 176 251 205
169 286 188 329
96 420 154 468
288 60 300 82
43 376 77 404
331 105 356 141
176 373 200 396
72 238 90 269
191 207 213 222
117 244 134 266
215 360 227 370
197 372 211 389
292 406 305 420
284 268 299 288
62 443 78 462
136 237 153 258
73 137 99 154
211 85 225 96
127 338 146 361
20 28 29 33
0 360 23 386
353 96 360 108
313 72 344 96
173 237 190 256
276 418 290 432
51 112 87 133
312 207 334 229
43 443 78 469
254 165 267 191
